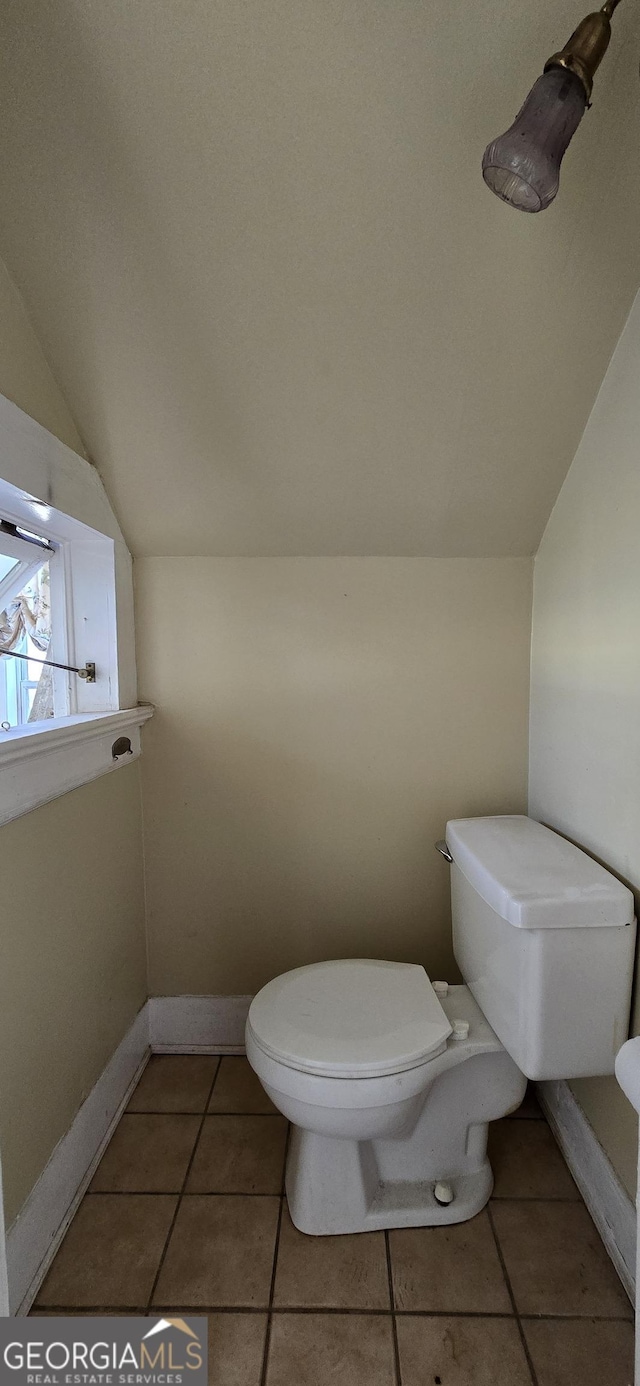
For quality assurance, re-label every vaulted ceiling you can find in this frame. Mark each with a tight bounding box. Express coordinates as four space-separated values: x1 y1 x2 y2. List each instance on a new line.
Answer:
0 0 639 557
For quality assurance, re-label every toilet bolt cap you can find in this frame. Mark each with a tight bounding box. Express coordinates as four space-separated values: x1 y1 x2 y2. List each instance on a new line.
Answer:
452 1019 470 1040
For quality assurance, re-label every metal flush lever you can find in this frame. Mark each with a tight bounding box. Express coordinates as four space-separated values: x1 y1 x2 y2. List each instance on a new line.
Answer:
435 840 454 863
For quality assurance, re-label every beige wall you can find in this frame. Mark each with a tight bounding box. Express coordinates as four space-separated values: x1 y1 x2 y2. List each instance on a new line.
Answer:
0 258 84 454
136 557 532 996
530 292 640 1200
0 253 147 1226
0 768 146 1224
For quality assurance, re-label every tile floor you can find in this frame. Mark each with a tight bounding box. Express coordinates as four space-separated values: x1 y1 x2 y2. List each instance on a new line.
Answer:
32 1056 635 1385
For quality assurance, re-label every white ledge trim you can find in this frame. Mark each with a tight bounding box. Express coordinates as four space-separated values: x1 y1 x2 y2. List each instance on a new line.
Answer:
0 705 154 824
0 706 154 764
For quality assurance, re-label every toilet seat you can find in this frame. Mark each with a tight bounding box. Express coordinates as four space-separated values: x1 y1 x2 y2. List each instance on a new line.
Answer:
246 958 452 1079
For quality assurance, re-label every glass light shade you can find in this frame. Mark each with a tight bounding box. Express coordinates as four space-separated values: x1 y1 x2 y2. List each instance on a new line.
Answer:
482 67 587 212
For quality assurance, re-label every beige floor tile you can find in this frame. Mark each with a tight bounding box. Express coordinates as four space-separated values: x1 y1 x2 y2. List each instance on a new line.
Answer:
153 1194 280 1306
138 1311 267 1383
489 1120 579 1199
36 1195 177 1308
89 1115 201 1192
186 1115 287 1194
273 1207 390 1309
265 1313 396 1386
205 1313 267 1386
396 1315 533 1386
508 1084 543 1120
127 1057 220 1113
524 1317 635 1386
491 1201 632 1317
209 1058 277 1114
390 1210 512 1313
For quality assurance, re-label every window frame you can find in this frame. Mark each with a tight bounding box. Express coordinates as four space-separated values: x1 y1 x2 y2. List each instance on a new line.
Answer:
0 527 50 608
0 392 152 825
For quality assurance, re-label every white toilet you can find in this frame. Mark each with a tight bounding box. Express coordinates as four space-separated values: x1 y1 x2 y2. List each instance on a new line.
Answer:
246 816 636 1235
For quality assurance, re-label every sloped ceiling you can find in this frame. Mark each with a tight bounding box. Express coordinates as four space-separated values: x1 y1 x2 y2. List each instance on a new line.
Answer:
0 1 639 558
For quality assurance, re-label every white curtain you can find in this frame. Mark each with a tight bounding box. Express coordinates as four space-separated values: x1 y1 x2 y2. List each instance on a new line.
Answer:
0 564 51 654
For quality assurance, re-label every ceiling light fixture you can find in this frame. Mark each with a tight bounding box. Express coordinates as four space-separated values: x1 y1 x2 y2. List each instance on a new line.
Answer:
482 0 622 212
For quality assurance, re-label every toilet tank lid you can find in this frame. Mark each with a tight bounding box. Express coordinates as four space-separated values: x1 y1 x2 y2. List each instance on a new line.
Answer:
446 816 634 930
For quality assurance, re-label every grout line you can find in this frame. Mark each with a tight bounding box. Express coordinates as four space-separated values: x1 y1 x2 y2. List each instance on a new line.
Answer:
31 1307 148 1316
259 1124 290 1386
269 1308 517 1319
83 1189 583 1203
518 1313 634 1323
144 1064 222 1311
125 1110 279 1118
384 1231 402 1386
487 1203 539 1386
122 1111 207 1119
46 1183 590 1203
489 1195 581 1203
281 1124 291 1199
259 1197 285 1386
85 1190 285 1198
32 1303 637 1320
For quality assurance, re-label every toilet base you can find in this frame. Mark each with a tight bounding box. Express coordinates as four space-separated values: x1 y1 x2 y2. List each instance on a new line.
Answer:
284 1033 525 1235
286 1128 495 1233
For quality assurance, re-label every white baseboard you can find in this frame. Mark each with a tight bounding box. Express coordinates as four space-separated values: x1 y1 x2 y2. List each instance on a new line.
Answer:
538 1078 636 1302
7 1004 150 1315
5 995 252 1314
148 994 252 1052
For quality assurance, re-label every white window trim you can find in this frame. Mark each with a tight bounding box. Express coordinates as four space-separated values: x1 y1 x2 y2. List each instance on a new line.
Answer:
0 393 152 824
0 707 153 827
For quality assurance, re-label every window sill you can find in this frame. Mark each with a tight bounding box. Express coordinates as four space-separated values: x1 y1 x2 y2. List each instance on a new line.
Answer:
0 705 154 826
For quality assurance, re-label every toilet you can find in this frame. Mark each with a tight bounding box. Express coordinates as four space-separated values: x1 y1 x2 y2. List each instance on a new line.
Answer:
246 816 636 1235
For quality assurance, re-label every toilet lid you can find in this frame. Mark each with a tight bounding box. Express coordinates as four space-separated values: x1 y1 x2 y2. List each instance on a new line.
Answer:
246 959 452 1078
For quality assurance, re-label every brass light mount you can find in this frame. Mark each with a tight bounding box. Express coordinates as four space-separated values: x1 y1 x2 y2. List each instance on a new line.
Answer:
544 0 623 101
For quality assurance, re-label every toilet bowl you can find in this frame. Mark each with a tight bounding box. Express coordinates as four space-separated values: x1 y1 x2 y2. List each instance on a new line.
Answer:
247 816 636 1235
246 959 526 1234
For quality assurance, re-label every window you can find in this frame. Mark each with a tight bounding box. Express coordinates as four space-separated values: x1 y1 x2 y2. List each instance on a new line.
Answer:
0 393 152 825
0 526 58 729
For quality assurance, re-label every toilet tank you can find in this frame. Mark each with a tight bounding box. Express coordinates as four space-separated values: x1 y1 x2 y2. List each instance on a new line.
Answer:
446 816 636 1081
